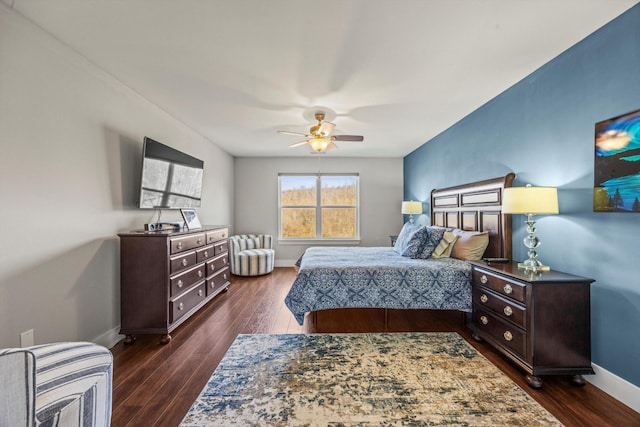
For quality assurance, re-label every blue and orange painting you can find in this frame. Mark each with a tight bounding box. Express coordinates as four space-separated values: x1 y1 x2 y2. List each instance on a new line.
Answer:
594 109 640 212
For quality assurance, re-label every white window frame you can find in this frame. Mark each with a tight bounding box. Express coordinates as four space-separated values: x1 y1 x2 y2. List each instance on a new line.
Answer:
278 173 360 244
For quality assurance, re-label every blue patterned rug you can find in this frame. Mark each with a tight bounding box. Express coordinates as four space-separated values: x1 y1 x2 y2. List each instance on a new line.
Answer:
180 333 562 426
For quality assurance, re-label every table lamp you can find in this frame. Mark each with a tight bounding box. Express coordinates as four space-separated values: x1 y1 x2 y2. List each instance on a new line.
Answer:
502 185 558 271
401 201 423 223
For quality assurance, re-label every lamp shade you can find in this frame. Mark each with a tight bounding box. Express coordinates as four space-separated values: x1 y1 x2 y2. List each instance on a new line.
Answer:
401 201 423 215
502 186 559 215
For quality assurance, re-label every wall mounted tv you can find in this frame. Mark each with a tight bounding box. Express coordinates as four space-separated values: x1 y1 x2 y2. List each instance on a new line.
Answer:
138 137 204 209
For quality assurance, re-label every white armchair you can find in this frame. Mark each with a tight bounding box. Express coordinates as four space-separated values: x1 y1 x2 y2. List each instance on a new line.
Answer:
0 341 113 427
229 234 275 276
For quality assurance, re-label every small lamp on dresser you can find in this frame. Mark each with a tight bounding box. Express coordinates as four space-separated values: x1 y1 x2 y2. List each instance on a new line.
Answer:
401 201 422 223
502 184 558 271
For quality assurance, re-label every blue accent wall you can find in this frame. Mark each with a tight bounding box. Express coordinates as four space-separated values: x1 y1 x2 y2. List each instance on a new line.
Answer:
404 5 640 386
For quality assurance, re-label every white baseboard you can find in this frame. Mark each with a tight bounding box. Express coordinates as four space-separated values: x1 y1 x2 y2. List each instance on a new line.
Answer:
275 259 298 267
93 326 123 349
585 363 640 413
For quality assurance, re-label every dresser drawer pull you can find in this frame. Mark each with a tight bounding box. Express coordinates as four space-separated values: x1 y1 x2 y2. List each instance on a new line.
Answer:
177 280 183 288
503 284 513 295
178 302 184 311
204 251 209 257
480 315 488 325
198 289 204 297
223 257 227 264
197 270 203 278
503 331 513 341
503 306 513 316
181 258 188 267
480 274 488 284
210 282 216 289
197 238 203 245
223 273 228 280
480 294 488 303
177 242 183 250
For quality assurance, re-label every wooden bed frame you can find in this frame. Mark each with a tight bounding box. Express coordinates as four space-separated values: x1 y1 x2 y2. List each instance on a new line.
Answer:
431 173 515 260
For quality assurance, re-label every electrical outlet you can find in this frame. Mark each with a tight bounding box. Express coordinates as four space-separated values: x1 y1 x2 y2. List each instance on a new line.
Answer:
20 329 34 347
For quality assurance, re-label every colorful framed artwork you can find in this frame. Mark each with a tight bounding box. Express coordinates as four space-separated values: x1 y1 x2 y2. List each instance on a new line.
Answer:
594 108 640 212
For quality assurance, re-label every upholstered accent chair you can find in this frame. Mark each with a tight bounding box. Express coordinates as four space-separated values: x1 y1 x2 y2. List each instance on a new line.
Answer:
229 234 275 276
0 341 113 427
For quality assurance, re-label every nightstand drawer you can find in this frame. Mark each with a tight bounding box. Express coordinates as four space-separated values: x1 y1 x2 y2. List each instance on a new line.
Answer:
474 306 526 358
472 267 525 303
473 287 526 328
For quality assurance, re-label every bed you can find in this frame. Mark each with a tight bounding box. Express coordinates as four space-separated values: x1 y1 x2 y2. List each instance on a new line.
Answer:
284 173 515 325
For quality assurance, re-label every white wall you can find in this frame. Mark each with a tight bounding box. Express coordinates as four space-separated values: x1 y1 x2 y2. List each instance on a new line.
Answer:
234 157 404 265
0 6 234 348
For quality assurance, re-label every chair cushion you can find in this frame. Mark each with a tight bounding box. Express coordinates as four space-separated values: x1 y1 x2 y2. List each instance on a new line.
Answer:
232 248 275 276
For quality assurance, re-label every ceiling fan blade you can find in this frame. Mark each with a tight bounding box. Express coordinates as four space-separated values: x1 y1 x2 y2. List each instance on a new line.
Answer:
278 130 309 137
332 135 364 142
318 122 336 136
325 142 339 151
289 140 309 148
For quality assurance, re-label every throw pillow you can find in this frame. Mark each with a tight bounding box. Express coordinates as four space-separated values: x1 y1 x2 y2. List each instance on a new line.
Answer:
450 229 489 261
417 226 448 259
431 231 459 259
400 226 429 258
394 222 424 255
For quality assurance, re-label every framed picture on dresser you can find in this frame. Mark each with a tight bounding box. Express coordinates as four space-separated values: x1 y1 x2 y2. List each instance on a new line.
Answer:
181 208 202 229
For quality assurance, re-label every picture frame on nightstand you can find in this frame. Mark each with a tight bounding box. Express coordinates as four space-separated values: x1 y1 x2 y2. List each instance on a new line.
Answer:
181 208 202 230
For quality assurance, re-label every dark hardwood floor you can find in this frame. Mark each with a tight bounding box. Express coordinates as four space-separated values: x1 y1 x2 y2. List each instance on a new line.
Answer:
110 268 640 426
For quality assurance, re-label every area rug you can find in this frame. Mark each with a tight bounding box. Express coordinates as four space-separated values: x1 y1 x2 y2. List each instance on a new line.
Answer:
180 333 562 426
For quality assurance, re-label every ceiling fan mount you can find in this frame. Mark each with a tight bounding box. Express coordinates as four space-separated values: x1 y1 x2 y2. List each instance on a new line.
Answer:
278 110 364 152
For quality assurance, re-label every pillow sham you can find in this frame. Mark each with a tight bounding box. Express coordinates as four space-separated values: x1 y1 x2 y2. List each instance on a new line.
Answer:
393 222 424 255
431 231 459 259
400 226 429 258
450 229 489 261
417 226 448 259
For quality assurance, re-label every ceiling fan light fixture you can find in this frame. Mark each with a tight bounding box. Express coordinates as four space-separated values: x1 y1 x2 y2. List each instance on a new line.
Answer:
309 138 330 152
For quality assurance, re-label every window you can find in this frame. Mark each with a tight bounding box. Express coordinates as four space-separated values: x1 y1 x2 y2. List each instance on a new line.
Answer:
279 173 359 240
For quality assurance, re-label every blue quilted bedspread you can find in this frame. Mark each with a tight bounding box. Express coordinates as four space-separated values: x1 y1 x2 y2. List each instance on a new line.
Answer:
284 246 473 325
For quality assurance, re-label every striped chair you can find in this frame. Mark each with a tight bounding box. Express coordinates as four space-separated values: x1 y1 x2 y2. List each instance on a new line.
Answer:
0 341 113 427
229 234 275 276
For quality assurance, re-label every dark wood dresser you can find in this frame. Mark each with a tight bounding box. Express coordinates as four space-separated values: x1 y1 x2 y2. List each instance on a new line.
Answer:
468 261 594 388
118 225 230 344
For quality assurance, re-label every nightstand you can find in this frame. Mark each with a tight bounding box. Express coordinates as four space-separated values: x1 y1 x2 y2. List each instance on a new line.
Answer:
468 261 594 388
389 235 398 246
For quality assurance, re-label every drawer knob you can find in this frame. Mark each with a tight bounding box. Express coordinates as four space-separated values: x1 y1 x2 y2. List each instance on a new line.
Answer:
503 331 513 341
177 280 183 288
480 274 488 284
181 259 188 267
480 315 488 325
223 257 227 264
198 289 203 297
503 306 513 316
210 282 215 289
480 294 488 303
503 284 513 294
197 270 203 278
197 238 203 244
178 302 184 310
223 274 227 280
204 251 209 257
177 242 183 249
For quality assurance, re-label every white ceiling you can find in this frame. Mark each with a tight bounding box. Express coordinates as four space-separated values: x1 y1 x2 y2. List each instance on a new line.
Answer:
7 0 637 157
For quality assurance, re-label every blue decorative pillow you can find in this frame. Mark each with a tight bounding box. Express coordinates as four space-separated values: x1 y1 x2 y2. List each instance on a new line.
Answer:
418 226 448 259
393 223 424 255
400 226 429 258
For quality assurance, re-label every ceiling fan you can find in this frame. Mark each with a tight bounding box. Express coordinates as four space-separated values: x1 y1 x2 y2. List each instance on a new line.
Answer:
278 112 364 152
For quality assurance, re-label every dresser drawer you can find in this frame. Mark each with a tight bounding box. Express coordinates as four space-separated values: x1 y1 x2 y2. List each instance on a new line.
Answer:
206 228 228 244
170 263 206 297
474 306 526 358
196 245 215 263
170 233 206 254
207 268 230 296
213 240 228 256
473 287 526 328
206 253 229 276
472 267 526 303
169 251 197 275
170 282 206 323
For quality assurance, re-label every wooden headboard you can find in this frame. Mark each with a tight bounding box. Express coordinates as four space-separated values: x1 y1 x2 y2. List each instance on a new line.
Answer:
430 173 515 259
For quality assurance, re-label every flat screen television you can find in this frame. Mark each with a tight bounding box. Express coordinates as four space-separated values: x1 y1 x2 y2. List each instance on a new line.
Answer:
138 137 204 209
